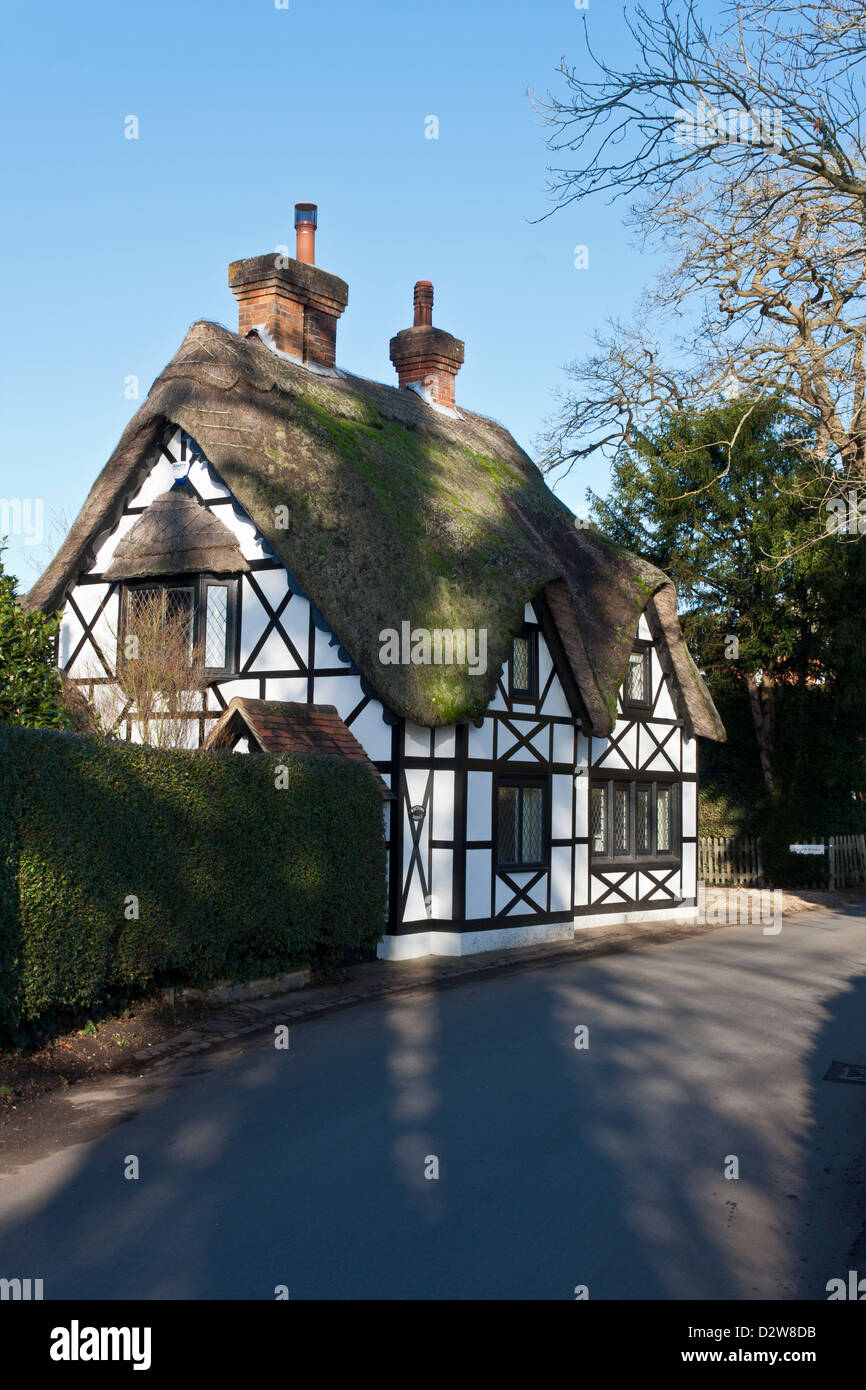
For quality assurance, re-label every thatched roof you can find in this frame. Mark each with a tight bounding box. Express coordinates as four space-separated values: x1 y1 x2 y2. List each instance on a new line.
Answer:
104 482 250 580
25 320 724 739
204 697 393 799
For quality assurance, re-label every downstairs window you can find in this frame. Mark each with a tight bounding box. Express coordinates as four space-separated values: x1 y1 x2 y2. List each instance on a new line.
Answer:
591 779 679 861
497 779 547 870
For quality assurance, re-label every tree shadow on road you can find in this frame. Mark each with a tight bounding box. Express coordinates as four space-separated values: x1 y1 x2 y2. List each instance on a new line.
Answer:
0 909 864 1299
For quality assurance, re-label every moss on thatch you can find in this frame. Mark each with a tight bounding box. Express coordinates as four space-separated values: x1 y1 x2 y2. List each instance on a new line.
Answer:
25 322 724 737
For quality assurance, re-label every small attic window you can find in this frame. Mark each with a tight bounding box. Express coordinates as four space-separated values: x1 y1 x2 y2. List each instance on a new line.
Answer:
623 648 651 707
510 630 537 700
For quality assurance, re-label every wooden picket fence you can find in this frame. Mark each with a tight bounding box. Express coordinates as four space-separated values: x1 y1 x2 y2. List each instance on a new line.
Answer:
828 833 866 890
698 835 764 886
699 833 866 889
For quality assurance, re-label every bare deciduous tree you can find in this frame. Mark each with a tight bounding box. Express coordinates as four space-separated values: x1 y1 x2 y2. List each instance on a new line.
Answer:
541 1 866 217
544 171 866 492
536 0 866 517
113 590 205 749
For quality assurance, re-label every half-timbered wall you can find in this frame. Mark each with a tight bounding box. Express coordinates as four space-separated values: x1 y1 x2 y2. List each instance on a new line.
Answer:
58 426 698 958
59 428 393 755
463 601 576 940
575 612 698 924
57 427 398 923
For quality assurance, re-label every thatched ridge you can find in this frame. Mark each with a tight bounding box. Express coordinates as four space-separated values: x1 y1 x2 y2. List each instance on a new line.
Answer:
26 321 724 739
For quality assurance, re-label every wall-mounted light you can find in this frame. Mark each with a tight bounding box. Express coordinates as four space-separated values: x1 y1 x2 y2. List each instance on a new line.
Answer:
409 805 426 828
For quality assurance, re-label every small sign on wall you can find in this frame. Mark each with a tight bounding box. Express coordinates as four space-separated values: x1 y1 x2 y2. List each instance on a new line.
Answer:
789 843 825 855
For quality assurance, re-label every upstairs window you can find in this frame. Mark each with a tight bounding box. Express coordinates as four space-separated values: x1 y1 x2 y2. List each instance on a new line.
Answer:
510 630 538 701
623 647 651 708
127 585 195 661
120 576 238 677
202 581 232 671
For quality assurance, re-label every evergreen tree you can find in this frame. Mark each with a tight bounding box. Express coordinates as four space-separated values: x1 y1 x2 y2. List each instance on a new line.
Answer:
588 400 866 830
0 544 70 729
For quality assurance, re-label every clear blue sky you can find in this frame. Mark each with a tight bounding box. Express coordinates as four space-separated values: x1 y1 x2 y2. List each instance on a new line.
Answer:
0 0 662 588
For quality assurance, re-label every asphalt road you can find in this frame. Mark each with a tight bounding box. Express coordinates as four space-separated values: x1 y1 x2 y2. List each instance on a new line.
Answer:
1 908 865 1300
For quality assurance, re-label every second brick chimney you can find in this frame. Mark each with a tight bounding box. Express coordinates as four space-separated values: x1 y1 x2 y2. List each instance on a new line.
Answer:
228 203 348 369
389 281 465 409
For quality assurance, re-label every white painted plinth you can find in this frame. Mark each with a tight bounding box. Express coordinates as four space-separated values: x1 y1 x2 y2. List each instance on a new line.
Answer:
377 919 575 961
574 905 698 930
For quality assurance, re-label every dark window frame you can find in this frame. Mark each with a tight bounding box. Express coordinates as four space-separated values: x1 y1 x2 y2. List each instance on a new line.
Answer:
635 782 652 856
590 777 680 865
119 573 240 678
622 643 652 711
613 782 631 857
590 783 609 859
495 774 549 871
655 783 674 856
509 627 539 702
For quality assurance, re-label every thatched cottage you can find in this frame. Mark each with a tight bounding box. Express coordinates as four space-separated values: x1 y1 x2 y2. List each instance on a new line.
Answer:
27 203 724 959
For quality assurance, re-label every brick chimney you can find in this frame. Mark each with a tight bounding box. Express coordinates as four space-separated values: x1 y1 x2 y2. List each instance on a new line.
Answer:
228 203 348 369
389 281 465 409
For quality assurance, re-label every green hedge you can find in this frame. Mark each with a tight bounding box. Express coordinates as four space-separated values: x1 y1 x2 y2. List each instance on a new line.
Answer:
0 723 387 1040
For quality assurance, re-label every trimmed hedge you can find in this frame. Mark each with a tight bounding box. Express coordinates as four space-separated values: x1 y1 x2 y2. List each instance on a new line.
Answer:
0 723 387 1040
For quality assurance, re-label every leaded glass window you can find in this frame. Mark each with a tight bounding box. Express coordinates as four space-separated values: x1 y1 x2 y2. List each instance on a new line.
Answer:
512 637 529 690
204 583 229 670
127 585 194 661
590 780 678 860
498 785 519 865
636 785 651 853
614 786 629 854
624 649 649 704
657 786 672 854
122 576 237 676
511 632 537 698
164 587 195 657
591 785 607 855
497 781 545 868
521 786 543 862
